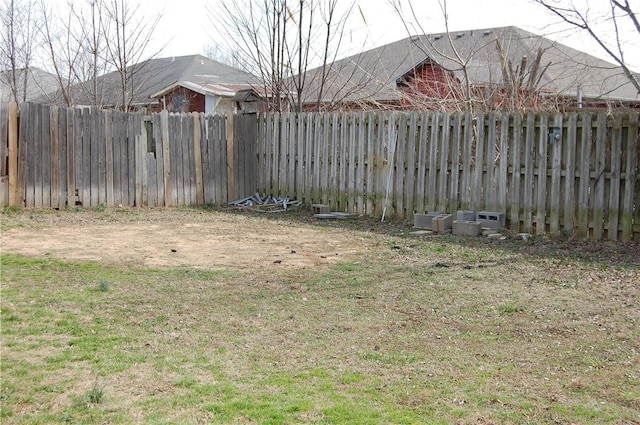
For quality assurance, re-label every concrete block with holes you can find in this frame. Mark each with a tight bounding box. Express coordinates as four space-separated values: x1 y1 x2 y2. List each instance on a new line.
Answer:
311 204 331 214
413 212 442 229
476 211 506 229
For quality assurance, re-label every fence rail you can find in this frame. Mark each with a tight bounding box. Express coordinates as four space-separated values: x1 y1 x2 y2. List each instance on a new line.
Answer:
1 102 639 242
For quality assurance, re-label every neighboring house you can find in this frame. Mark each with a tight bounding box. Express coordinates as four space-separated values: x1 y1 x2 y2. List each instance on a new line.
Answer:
150 81 266 114
301 26 640 111
52 55 264 113
0 67 59 103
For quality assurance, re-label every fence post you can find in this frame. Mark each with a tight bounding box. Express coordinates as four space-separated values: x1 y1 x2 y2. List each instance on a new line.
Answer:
8 102 18 206
226 113 234 202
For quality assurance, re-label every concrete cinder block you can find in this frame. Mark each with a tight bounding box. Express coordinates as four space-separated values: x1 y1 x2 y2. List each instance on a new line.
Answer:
414 212 442 229
456 210 476 221
311 204 331 214
476 211 506 229
433 214 454 233
452 220 481 236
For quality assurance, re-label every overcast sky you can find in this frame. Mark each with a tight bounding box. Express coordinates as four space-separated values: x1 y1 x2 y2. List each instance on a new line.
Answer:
142 0 639 71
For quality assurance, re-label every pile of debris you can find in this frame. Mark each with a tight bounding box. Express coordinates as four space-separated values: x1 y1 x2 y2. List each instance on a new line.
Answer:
229 193 302 212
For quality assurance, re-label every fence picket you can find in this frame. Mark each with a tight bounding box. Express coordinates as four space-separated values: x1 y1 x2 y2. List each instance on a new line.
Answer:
50 107 59 208
460 112 473 210
509 113 522 232
472 113 485 212
622 113 638 241
56 108 67 209
437 113 450 213
97 107 107 206
564 113 578 235
549 113 563 234
304 113 314 204
497 113 509 213
356 113 366 215
427 113 439 212
485 112 497 210
593 113 607 239
415 112 428 213
577 112 592 238
394 113 407 217
535 114 549 234
448 113 462 215
608 117 623 240
404 112 417 217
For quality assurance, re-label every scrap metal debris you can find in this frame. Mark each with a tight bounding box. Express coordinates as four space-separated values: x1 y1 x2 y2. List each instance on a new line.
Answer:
229 193 302 212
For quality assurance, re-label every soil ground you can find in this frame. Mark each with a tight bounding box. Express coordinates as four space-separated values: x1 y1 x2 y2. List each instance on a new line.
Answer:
2 206 638 269
0 207 374 272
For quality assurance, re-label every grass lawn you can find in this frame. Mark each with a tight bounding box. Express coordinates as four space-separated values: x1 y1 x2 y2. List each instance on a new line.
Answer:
1 207 639 424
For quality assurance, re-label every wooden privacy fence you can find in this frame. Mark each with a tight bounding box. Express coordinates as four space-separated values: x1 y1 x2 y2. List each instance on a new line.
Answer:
256 111 640 241
0 103 256 209
2 103 639 242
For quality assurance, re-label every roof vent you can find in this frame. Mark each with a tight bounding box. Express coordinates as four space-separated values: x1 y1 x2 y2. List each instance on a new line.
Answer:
434 35 442 41
456 33 465 39
410 36 420 43
483 30 492 36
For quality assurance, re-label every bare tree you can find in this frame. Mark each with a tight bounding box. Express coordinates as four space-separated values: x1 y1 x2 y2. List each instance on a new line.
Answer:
0 0 39 103
103 0 161 111
73 0 111 107
203 42 244 68
38 0 82 106
534 0 640 94
208 0 355 112
37 0 159 109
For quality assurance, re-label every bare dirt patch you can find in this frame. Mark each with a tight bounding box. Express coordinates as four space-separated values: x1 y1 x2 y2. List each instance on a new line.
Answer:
0 208 372 271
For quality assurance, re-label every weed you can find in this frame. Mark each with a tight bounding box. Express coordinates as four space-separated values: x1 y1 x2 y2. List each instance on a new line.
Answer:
84 378 104 404
96 280 109 292
498 304 522 314
92 204 107 212
1 205 21 215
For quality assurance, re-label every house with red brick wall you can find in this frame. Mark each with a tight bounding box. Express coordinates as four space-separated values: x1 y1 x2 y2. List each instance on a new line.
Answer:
43 55 266 113
300 26 639 111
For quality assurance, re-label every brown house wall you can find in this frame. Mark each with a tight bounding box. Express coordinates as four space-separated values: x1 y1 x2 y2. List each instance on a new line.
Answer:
159 87 205 113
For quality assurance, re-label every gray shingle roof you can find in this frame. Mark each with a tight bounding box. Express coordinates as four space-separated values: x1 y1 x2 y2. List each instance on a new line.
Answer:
1 67 59 103
301 26 639 107
66 54 260 108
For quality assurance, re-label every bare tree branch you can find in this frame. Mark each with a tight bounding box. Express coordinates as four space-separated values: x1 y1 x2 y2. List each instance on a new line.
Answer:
534 0 640 94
